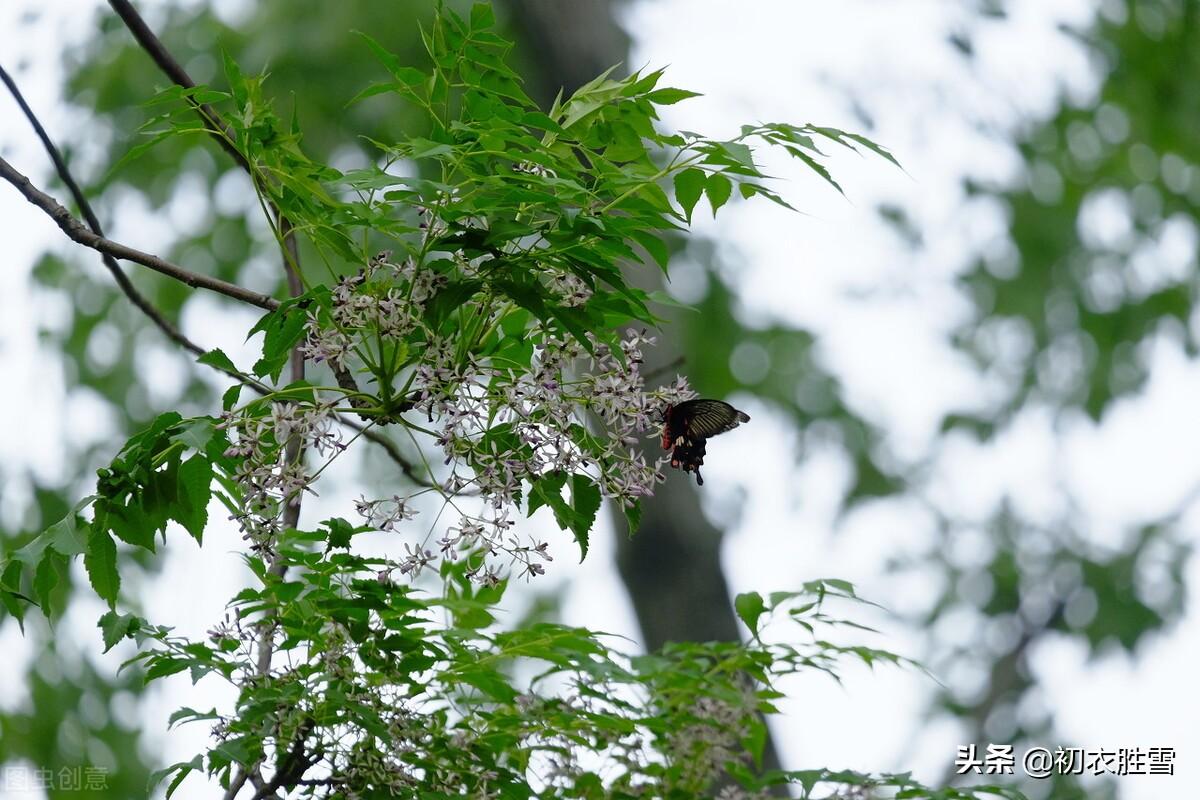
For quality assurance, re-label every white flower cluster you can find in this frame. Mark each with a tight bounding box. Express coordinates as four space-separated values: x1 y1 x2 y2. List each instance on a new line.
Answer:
546 271 592 307
301 251 442 369
233 246 697 583
219 400 344 553
379 323 695 584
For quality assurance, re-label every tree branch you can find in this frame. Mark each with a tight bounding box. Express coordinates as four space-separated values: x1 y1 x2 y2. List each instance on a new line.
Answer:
4 53 430 513
248 718 318 800
0 63 276 395
105 0 374 429
106 0 248 170
0 156 278 311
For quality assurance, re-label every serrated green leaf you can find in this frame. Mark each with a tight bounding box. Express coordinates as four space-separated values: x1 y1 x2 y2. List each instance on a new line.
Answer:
98 610 141 653
33 550 65 619
175 454 212 543
469 2 496 31
221 49 248 107
103 127 197 186
197 349 238 373
46 512 88 556
249 294 315 381
148 755 202 798
11 529 52 566
85 529 120 608
569 474 602 562
528 472 568 518
787 146 845 196
355 32 426 86
630 229 670 270
171 418 216 451
222 384 243 411
623 499 642 536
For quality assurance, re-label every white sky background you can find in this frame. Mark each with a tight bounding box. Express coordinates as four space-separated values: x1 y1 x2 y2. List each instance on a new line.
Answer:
0 1 1196 799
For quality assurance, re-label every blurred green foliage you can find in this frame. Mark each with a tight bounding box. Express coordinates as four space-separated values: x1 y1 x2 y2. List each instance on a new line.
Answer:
1 0 1195 798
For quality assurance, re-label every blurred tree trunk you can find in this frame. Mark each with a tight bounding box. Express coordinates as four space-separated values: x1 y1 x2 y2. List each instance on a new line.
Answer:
499 0 784 779
501 0 628 104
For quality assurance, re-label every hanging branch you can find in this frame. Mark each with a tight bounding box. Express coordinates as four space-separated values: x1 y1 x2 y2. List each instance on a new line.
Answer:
107 0 248 170
0 63 275 394
106 0 377 418
0 157 279 310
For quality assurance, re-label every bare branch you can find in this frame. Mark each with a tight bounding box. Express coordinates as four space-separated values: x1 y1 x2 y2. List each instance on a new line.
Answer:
0 156 279 311
105 0 373 426
0 63 275 396
644 354 685 382
106 0 247 170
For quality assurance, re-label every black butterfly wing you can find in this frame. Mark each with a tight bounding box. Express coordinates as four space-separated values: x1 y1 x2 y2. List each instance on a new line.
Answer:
672 399 750 442
662 400 750 486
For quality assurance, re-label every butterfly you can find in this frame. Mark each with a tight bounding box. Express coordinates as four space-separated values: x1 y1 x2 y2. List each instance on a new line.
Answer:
660 399 750 486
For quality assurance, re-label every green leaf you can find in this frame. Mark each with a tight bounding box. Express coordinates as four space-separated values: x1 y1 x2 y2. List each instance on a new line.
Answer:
673 167 706 223
148 755 202 799
647 87 701 105
623 499 643 536
249 292 316 381
706 172 733 216
469 2 496 30
406 137 454 160
221 49 248 107
0 578 27 629
711 140 756 172
734 591 767 635
528 472 568 518
46 510 89 555
103 128 190 186
569 474 602 562
456 666 519 702
175 454 212 543
841 131 902 169
85 529 120 609
167 707 221 729
98 610 142 653
171 418 216 451
33 550 66 619
787 146 845 196
198 348 238 373
222 384 243 412
322 517 372 550
105 501 160 551
11 528 52 566
356 32 427 86
630 229 670 270
743 715 768 768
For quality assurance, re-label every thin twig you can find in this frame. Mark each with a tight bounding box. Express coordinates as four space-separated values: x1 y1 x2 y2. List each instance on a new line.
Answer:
0 68 433 505
103 1 377 418
644 354 685 382
0 63 274 394
0 156 278 310
106 0 248 170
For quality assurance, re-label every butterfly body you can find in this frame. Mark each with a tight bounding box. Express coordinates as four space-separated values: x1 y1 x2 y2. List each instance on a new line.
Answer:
660 399 750 485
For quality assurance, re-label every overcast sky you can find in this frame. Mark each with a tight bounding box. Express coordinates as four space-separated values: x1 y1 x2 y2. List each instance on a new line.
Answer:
0 1 1195 798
